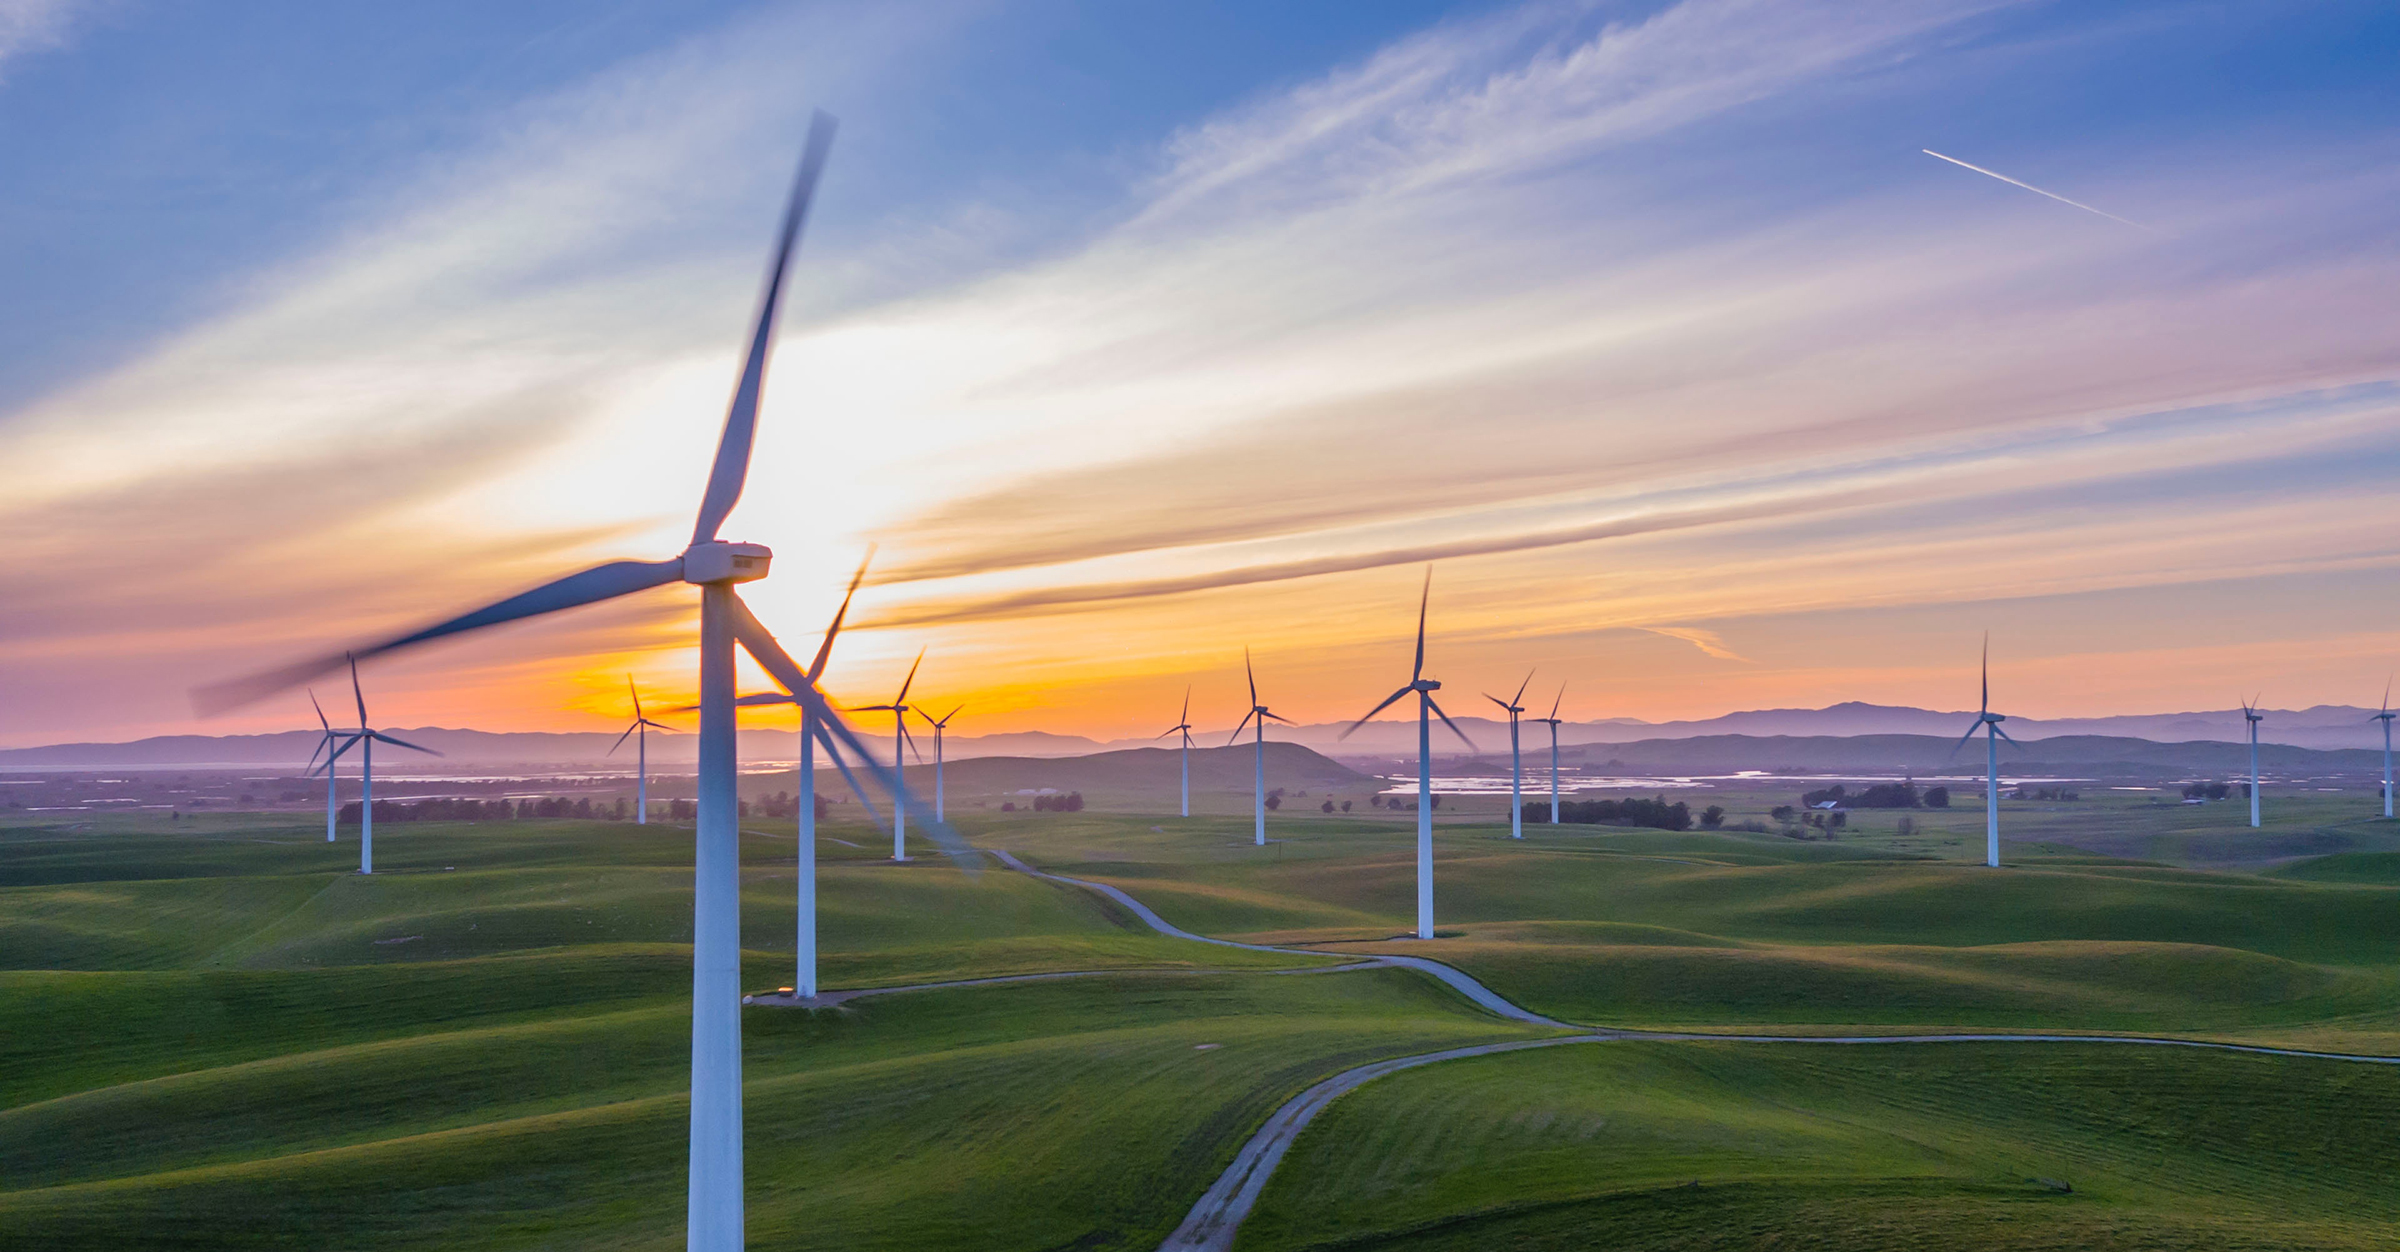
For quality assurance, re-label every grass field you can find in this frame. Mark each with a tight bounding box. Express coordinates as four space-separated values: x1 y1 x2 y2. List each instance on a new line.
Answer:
6 801 2396 1248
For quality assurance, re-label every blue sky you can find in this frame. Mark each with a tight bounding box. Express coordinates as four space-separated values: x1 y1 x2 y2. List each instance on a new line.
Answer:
1 0 2396 744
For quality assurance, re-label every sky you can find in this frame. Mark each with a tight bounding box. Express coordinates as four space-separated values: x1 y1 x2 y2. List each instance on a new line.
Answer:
1 0 2397 748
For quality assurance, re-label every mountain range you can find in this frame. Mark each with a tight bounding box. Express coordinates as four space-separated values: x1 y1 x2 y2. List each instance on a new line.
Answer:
2 701 2390 771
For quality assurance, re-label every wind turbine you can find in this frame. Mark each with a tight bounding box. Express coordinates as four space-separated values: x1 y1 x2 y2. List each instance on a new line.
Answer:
192 115 975 1252
1535 684 1565 824
2243 696 2264 828
1949 636 2015 869
313 657 441 875
1486 671 1533 839
610 677 676 825
1158 687 1194 818
851 649 925 860
1340 569 1476 939
916 703 963 822
710 557 874 1001
304 690 357 843
2374 681 2394 820
1227 651 1291 847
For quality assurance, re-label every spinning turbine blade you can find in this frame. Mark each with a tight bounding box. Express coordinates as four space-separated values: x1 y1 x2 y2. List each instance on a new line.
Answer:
1180 686 1191 727
1980 632 1989 716
629 675 643 721
809 720 885 827
1549 684 1564 721
1992 724 2019 746
609 723 639 755
1426 696 1477 751
1340 687 1414 739
1227 708 1257 746
193 558 688 715
371 732 441 755
895 649 924 705
1260 710 1293 724
1948 725 1980 758
1244 648 1258 707
726 595 978 868
1411 567 1430 683
808 550 871 681
349 656 368 731
692 110 837 545
1512 669 1533 708
310 690 332 733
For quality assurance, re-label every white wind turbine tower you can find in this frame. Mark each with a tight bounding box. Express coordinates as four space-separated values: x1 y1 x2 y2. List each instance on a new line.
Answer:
1485 671 1534 839
1227 650 1292 847
610 677 676 825
2243 696 2265 828
2374 681 2394 820
1948 636 2015 869
1158 687 1194 818
195 115 977 1252
917 703 963 822
305 690 355 843
310 658 441 875
1535 684 1564 824
851 649 925 860
1341 569 1477 939
715 558 875 1001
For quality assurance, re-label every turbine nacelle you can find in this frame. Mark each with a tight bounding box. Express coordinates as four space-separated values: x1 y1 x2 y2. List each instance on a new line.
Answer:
1982 712 2006 724
682 541 772 585
1411 679 1441 693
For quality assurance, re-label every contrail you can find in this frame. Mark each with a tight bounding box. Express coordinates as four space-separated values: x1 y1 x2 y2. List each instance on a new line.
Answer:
1922 149 2148 230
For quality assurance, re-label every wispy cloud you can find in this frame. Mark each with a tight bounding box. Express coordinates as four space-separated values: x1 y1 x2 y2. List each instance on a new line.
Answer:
1639 626 1749 662
0 0 79 79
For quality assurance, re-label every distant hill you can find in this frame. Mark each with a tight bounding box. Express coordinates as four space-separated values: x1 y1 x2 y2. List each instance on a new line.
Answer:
1541 733 2386 778
824 742 1374 797
5 701 2389 771
1139 701 2395 756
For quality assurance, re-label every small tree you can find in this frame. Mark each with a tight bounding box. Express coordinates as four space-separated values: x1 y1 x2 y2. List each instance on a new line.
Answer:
1340 800 1353 813
1265 794 1281 811
1321 800 1335 813
1923 786 1950 809
1699 804 1725 829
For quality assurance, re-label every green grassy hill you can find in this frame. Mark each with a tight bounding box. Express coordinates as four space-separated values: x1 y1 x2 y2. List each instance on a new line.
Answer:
6 807 2397 1249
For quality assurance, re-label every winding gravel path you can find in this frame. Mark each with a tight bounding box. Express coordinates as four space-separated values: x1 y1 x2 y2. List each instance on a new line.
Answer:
754 845 2400 1252
973 848 2400 1251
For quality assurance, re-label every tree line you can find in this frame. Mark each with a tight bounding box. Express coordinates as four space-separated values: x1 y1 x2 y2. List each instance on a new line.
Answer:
1522 796 1693 831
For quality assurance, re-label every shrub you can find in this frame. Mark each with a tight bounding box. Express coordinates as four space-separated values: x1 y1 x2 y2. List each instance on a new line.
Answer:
1923 786 1950 808
1521 796 1691 832
1699 805 1725 829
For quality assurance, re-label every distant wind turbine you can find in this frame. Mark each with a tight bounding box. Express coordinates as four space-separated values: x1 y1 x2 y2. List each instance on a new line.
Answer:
917 703 963 822
309 657 440 874
1948 636 2014 869
1159 687 1195 818
2374 681 2394 821
193 115 978 1251
1341 569 1476 939
709 557 875 1000
609 677 676 825
851 649 926 860
1486 671 1534 839
304 690 355 843
1535 685 1565 824
1227 651 1292 847
2243 696 2264 828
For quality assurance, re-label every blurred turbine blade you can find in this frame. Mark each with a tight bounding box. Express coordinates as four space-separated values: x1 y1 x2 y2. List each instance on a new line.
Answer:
895 648 924 706
1226 708 1256 746
1513 669 1534 708
727 593 978 870
808 548 873 681
1412 567 1430 683
310 689 331 734
811 720 885 828
372 732 442 756
193 558 687 716
609 723 638 756
1340 687 1413 740
1244 647 1258 707
1427 695 1477 751
349 655 368 731
1947 724 1979 759
692 110 836 545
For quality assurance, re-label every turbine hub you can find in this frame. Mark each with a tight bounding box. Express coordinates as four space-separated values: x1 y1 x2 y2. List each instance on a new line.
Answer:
1984 712 2005 723
682 541 773 585
1413 679 1441 692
